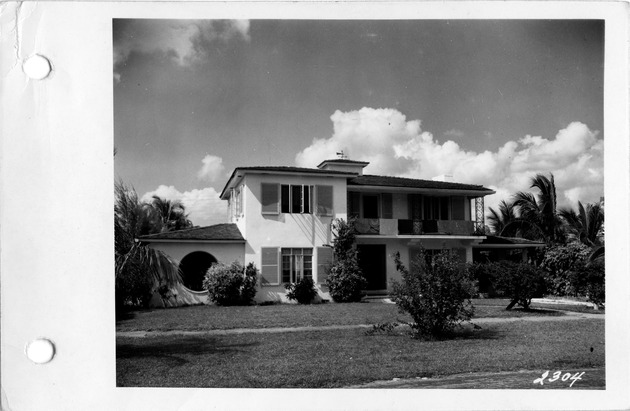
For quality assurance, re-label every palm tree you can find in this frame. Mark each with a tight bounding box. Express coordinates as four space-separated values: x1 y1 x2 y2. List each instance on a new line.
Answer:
151 196 193 232
559 201 604 247
115 180 181 307
502 173 565 244
487 200 518 235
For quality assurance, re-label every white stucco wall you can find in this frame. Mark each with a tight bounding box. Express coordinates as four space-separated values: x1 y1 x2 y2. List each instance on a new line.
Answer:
147 241 245 265
241 173 348 281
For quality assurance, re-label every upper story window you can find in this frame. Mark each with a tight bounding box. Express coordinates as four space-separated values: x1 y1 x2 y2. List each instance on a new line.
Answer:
229 186 244 220
347 192 392 219
261 183 333 216
423 196 449 220
281 185 312 214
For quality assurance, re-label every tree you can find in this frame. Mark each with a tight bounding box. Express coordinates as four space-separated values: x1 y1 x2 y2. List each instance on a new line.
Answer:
559 201 604 247
325 219 368 302
539 242 591 296
502 173 565 244
490 261 547 310
390 249 477 338
115 180 181 308
487 200 518 235
151 196 193 232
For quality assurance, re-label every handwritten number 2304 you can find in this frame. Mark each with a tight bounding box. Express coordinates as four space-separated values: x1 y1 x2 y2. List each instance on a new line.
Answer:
534 371 585 387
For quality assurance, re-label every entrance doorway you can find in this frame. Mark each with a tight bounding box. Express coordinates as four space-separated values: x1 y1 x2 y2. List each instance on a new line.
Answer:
357 244 387 291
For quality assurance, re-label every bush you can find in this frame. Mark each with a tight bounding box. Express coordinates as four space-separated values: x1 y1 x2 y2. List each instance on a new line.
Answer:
115 258 156 308
326 260 368 302
540 243 590 296
468 262 500 297
203 261 258 306
572 259 605 307
326 219 368 302
491 261 546 310
285 277 318 304
390 249 477 338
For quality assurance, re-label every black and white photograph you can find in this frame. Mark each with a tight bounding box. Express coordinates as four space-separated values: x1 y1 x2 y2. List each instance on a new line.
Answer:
114 18 606 388
2 2 629 410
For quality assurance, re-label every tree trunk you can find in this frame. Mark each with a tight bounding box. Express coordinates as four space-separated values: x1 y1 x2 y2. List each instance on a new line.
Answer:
505 299 518 310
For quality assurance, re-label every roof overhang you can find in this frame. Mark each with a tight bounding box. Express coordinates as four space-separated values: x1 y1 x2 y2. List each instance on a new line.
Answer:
347 185 495 196
356 235 487 241
472 243 544 249
139 238 246 244
220 168 357 199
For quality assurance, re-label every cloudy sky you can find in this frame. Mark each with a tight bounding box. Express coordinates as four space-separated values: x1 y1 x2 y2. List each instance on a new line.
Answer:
113 19 604 227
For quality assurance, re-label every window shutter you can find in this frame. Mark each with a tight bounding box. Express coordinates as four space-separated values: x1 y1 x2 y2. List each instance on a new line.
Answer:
381 193 393 219
316 185 334 216
348 191 361 218
451 196 465 220
317 247 334 284
261 247 279 285
261 184 279 215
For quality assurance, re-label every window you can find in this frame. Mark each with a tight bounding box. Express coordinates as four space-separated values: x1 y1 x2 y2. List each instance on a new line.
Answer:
281 248 313 283
362 195 379 218
230 186 243 219
423 197 449 220
451 196 465 220
281 185 312 214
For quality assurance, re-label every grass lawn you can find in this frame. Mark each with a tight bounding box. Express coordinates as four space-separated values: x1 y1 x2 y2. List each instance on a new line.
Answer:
117 319 604 388
116 300 565 332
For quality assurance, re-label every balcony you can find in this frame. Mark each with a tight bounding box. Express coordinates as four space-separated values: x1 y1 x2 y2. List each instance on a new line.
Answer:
354 218 480 236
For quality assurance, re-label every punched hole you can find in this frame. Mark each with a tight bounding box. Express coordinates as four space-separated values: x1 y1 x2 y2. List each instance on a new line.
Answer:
23 54 52 80
25 338 55 364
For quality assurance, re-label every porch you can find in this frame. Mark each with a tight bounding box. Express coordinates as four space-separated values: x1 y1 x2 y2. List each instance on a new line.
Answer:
353 218 483 236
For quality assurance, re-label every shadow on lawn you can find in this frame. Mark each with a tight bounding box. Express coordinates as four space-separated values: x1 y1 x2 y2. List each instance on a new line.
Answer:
366 322 502 341
510 308 564 315
117 336 260 365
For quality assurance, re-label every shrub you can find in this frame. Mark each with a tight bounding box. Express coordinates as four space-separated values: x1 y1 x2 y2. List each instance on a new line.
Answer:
540 242 590 296
115 258 156 308
203 261 258 306
468 262 500 297
326 219 368 302
390 249 477 338
491 261 546 310
284 277 318 304
572 259 605 307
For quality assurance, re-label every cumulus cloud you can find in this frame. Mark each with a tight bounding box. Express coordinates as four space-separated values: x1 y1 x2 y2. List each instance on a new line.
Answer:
295 107 603 213
141 185 227 227
197 154 225 182
113 19 250 80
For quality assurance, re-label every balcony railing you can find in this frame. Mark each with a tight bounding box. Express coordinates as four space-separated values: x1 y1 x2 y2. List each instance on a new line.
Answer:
354 218 478 236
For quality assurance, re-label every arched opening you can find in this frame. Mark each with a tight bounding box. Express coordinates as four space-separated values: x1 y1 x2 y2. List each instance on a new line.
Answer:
179 251 218 291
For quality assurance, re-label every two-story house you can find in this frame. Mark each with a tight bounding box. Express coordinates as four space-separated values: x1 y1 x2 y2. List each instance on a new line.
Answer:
140 158 495 306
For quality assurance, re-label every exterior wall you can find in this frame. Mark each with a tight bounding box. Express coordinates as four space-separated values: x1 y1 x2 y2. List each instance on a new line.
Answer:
355 237 477 292
145 241 246 307
242 173 348 302
148 241 245 265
